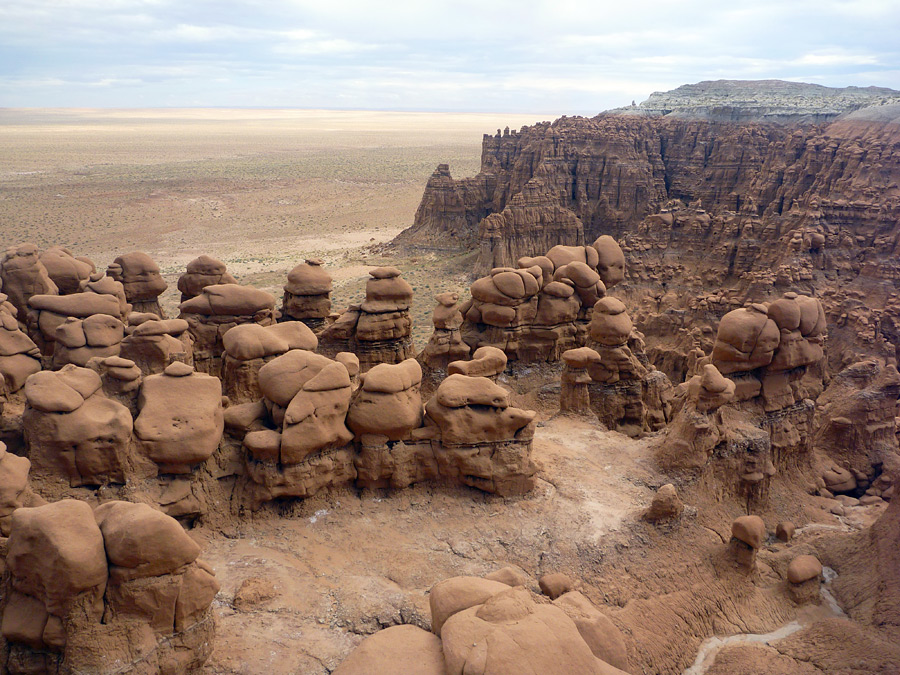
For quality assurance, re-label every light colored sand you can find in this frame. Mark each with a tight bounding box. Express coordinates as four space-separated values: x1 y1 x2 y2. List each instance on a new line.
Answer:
0 108 547 273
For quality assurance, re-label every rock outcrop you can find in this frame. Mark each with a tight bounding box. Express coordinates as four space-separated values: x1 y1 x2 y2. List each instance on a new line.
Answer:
120 315 194 376
39 247 94 295
106 252 168 317
812 359 900 500
420 292 470 370
179 283 277 376
134 362 225 474
336 572 629 675
459 237 624 363
558 295 673 436
177 255 237 302
0 298 41 393
0 499 217 674
319 267 414 371
280 259 333 330
0 244 58 320
224 353 538 505
399 92 900 369
222 321 318 403
23 366 132 487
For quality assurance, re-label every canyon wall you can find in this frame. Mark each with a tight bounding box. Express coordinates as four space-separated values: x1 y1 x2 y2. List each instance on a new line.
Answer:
399 103 900 369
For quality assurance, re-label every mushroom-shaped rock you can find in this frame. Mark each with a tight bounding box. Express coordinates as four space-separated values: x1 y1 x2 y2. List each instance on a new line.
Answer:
786 554 823 604
282 259 333 322
134 363 224 472
333 624 444 675
732 515 766 549
347 359 423 440
94 501 201 579
448 346 508 378
177 254 237 301
360 267 413 313
776 521 795 542
441 586 618 675
107 252 168 304
591 235 626 288
39 247 94 295
563 347 602 370
787 555 823 584
433 291 463 330
730 515 766 569
589 297 633 347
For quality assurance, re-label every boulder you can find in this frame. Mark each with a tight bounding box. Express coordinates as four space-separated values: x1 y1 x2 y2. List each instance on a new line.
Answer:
134 362 224 473
347 359 423 440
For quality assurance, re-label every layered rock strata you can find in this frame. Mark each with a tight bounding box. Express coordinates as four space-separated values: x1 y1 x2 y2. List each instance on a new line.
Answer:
458 237 623 362
178 284 277 376
106 252 168 317
225 356 538 505
177 255 237 302
400 101 900 368
0 499 217 674
419 291 470 370
559 295 673 436
318 267 414 371
280 259 333 330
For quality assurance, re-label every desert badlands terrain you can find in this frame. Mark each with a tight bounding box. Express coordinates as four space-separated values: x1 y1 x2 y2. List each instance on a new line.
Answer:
0 82 899 674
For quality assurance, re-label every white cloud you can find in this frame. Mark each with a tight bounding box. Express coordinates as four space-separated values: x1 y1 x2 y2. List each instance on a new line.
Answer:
0 0 897 109
793 50 880 67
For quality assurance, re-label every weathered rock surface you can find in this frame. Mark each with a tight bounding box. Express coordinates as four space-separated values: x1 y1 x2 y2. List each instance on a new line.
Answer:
1 498 217 674
134 362 224 474
107 251 168 317
23 366 132 487
319 268 414 370
281 259 333 329
177 255 237 302
399 89 900 370
179 283 277 376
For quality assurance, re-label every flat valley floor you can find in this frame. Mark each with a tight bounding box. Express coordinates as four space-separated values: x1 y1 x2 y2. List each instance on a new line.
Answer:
0 108 544 345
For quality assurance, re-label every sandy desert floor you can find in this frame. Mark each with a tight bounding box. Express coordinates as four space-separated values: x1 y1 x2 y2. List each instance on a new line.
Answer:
0 108 545 346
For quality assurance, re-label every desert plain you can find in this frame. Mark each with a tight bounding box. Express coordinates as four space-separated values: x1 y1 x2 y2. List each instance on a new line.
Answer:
0 108 542 346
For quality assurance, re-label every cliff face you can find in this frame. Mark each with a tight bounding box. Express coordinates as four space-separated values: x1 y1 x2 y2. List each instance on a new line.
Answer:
403 108 900 275
400 102 900 370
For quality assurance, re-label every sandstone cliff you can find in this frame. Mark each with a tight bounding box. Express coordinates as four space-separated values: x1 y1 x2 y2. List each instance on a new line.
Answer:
397 84 900 369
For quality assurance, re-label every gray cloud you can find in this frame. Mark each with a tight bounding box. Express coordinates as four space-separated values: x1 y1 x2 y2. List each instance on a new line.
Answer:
0 0 897 111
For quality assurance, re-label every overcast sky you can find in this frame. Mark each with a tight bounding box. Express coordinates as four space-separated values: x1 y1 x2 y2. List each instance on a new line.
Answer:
1 0 897 113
